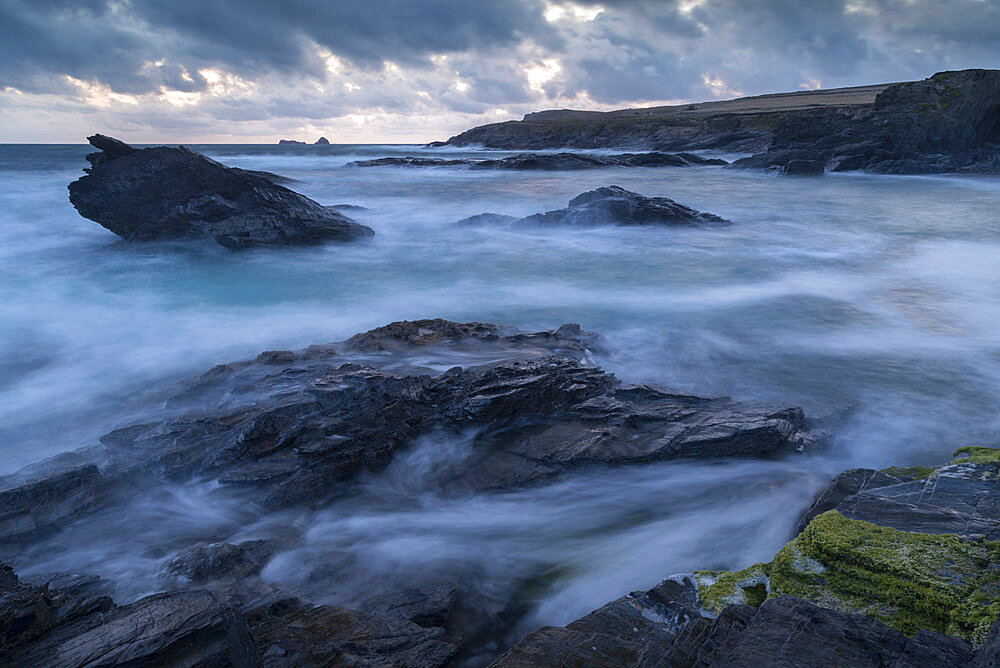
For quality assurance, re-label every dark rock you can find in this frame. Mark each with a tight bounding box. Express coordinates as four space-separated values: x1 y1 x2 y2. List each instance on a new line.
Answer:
736 69 1000 174
460 186 729 228
68 135 375 249
362 582 459 629
0 464 109 546
804 459 1000 538
491 576 701 667
90 319 817 513
669 596 973 667
86 133 136 158
347 156 473 167
781 158 825 175
975 613 1000 667
247 597 458 667
795 468 903 534
277 139 306 145
314 136 330 145
166 540 276 582
347 151 727 170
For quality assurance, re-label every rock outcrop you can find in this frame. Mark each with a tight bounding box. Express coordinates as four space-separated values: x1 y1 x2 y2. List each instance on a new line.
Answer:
0 319 817 548
347 151 726 169
441 70 1000 174
460 186 729 228
733 69 1000 173
314 136 331 145
494 447 1000 666
68 135 374 249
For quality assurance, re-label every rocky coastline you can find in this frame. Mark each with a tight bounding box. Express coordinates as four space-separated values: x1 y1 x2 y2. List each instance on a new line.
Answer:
3 318 998 665
439 69 1000 175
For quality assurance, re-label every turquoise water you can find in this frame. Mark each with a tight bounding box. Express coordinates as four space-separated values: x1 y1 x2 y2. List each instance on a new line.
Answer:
2 143 999 651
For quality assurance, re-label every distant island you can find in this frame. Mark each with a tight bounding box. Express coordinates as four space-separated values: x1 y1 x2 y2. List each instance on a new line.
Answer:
438 69 1000 174
278 136 331 145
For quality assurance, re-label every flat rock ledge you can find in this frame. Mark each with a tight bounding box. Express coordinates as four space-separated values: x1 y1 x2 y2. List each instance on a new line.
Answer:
459 186 730 228
67 134 374 249
495 447 1000 666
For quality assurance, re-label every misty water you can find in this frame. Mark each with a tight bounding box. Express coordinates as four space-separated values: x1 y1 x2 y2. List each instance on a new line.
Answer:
2 143 1000 657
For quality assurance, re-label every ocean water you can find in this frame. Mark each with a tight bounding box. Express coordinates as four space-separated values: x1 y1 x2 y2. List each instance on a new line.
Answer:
2 143 999 655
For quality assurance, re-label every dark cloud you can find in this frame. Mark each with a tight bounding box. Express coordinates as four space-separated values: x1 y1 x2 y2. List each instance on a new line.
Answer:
2 0 999 141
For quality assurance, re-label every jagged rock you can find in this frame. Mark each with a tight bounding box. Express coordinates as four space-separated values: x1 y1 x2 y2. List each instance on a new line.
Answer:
735 69 1000 173
314 137 330 145
781 158 825 175
347 151 726 170
808 449 1000 538
492 576 700 667
247 597 458 667
0 562 249 667
795 467 903 533
672 596 974 667
362 582 459 629
68 135 374 249
459 186 729 228
166 540 276 583
95 320 816 509
0 464 109 546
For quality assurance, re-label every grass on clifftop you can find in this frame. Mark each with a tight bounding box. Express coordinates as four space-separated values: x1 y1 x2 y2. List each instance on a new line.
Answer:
951 446 1000 466
697 511 1000 644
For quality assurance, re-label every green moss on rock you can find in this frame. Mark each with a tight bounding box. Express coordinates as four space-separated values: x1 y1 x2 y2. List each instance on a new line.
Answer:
951 446 1000 465
770 510 1000 643
879 465 935 480
695 563 772 614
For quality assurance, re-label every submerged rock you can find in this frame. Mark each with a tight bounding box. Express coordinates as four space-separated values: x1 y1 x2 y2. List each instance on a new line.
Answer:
68 134 374 249
460 186 730 228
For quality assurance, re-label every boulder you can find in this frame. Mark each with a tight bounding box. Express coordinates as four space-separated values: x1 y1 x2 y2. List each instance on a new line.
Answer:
460 186 729 228
68 135 374 249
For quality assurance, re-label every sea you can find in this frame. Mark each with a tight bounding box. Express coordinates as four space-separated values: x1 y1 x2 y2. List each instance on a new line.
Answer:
2 142 999 658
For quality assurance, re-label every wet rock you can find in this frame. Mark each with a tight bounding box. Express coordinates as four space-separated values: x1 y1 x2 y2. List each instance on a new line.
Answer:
460 186 729 228
247 597 458 667
362 582 459 629
347 151 726 170
795 467 903 533
166 539 276 582
0 464 109 546
812 450 1000 538
781 158 825 175
68 134 375 249
674 596 974 667
491 575 701 667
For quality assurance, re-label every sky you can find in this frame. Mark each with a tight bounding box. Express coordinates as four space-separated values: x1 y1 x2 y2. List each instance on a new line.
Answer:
1 0 998 144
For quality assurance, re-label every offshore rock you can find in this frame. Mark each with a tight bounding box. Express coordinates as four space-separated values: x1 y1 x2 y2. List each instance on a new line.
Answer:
348 151 726 169
314 136 330 145
460 186 729 228
68 134 374 249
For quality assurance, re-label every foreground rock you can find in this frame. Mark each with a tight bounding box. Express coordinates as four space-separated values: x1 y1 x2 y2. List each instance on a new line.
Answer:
347 151 726 169
734 69 1000 173
0 319 818 550
68 135 374 249
0 562 460 667
495 447 1000 665
460 186 729 228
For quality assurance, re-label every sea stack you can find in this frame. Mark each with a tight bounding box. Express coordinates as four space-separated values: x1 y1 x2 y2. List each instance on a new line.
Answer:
68 134 374 249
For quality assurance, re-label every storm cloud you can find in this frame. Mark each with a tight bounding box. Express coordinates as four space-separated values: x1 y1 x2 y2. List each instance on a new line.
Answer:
1 0 998 142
